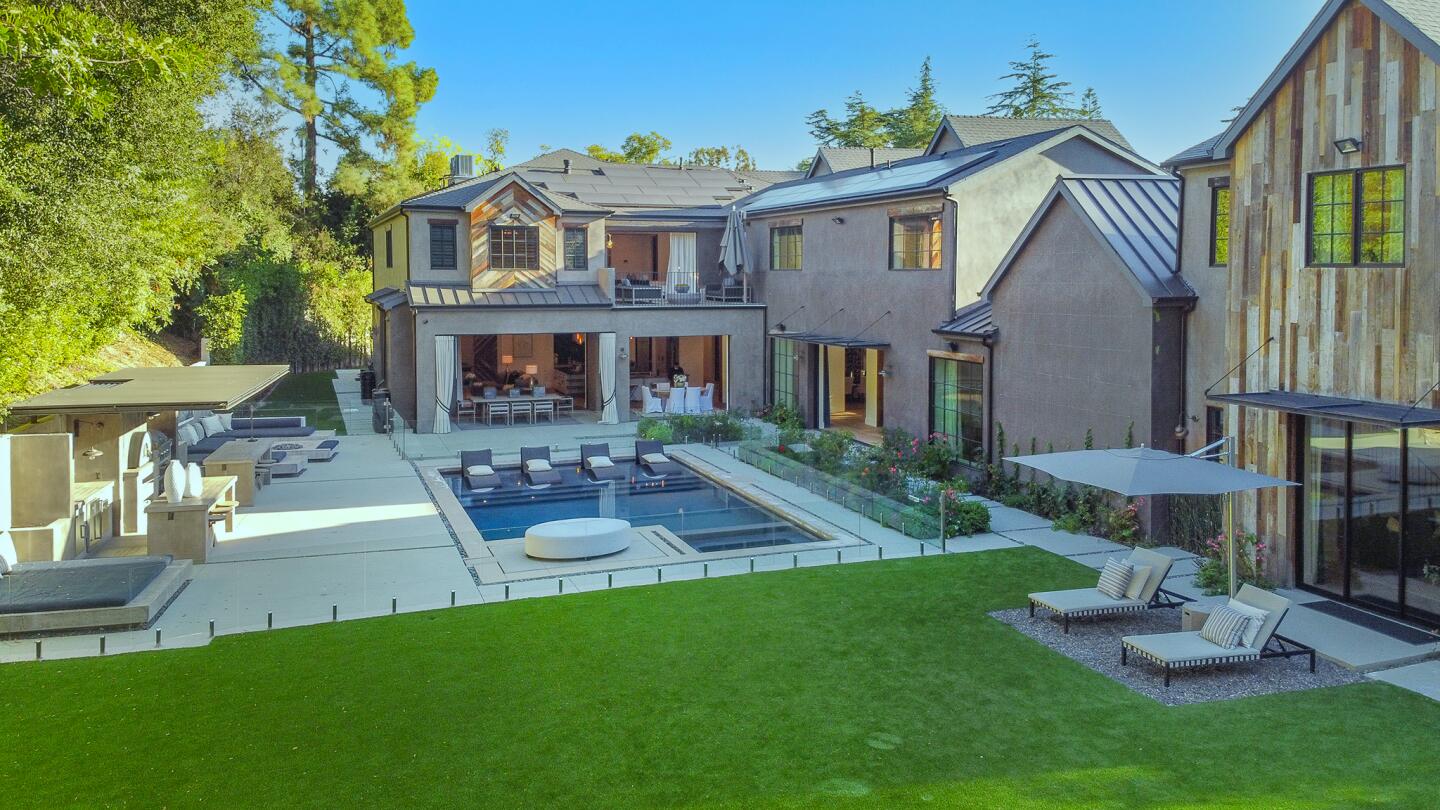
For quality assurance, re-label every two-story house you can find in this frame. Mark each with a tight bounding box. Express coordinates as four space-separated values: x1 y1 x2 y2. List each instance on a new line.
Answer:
1185 0 1440 626
368 149 797 433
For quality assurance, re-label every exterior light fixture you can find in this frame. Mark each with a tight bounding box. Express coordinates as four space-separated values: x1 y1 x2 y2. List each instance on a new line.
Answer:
81 448 104 459
1334 137 1361 154
831 216 845 224
774 323 786 333
605 234 614 249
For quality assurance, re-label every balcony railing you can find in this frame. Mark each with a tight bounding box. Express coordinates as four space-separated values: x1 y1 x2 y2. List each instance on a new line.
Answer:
611 278 756 307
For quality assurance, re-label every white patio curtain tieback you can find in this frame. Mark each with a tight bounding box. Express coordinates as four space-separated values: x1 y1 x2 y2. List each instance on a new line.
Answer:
433 335 456 434
598 332 618 424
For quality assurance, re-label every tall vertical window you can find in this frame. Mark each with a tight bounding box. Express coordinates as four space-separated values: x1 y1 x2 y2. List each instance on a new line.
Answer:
489 224 539 270
1209 183 1230 266
890 214 942 269
1308 166 1405 266
563 227 587 271
929 356 983 462
429 221 457 269
770 225 802 270
385 228 393 268
771 339 797 411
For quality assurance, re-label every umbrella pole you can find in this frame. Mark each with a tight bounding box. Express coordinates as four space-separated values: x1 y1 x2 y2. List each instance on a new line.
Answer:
1226 434 1237 598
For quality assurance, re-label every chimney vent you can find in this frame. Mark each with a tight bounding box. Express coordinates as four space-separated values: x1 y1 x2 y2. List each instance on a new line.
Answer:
448 154 474 186
869 147 875 169
563 158 572 174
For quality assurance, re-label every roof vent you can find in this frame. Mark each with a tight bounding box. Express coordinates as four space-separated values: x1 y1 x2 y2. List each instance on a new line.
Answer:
448 154 474 186
563 158 572 174
869 147 875 169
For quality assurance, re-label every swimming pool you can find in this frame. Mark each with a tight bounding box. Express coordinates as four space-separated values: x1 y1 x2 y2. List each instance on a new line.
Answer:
445 461 822 553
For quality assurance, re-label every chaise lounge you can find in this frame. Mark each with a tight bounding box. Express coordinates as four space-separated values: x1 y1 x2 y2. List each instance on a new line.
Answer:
1029 548 1184 633
634 440 679 477
580 443 625 482
520 446 562 488
1120 584 1315 687
460 449 502 491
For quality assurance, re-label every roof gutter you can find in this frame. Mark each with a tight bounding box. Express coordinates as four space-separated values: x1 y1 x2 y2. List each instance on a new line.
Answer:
744 188 949 219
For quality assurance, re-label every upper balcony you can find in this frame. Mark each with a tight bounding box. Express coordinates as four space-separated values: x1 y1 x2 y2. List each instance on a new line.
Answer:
603 230 757 307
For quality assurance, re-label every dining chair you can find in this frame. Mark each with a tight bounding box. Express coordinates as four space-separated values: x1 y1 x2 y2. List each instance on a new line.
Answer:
666 388 686 415
656 381 671 394
511 401 534 424
684 386 701 414
557 397 574 416
533 400 556 423
641 387 663 414
699 383 715 413
456 398 477 424
485 400 511 426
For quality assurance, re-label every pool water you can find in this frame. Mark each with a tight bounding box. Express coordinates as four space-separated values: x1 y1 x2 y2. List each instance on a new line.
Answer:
445 461 821 553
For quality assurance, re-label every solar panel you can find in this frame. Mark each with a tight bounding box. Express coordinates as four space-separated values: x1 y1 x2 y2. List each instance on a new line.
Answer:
743 151 995 213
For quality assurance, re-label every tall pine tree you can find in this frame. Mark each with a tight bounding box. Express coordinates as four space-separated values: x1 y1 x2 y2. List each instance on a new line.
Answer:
885 57 946 148
985 38 1076 118
806 91 889 148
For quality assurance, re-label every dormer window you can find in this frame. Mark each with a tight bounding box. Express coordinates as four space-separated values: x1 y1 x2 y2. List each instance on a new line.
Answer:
491 224 539 270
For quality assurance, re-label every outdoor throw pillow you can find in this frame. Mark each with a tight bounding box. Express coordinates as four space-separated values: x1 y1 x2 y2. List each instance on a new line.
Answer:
466 465 494 477
1124 564 1152 600
201 414 225 436
1199 605 1252 649
1225 598 1271 648
525 459 552 472
641 452 669 465
1096 559 1134 600
217 412 234 431
587 456 614 469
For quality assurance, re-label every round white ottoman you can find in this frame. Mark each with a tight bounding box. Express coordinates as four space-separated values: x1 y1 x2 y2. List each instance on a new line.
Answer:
524 518 632 560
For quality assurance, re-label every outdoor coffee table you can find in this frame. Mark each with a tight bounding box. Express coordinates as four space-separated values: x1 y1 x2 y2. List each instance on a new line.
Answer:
203 439 272 505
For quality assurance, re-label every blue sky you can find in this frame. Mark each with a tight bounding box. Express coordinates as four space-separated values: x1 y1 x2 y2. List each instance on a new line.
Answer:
397 0 1324 169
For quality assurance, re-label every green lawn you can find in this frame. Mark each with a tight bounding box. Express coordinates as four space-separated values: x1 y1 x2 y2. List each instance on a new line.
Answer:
2 548 1434 808
253 370 346 433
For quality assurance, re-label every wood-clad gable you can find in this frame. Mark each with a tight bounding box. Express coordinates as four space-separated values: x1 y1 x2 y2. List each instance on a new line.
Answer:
1225 0 1440 564
470 182 560 290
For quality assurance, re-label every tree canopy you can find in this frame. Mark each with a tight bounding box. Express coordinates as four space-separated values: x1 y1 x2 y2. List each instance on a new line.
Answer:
806 59 947 149
587 131 673 164
985 38 1103 120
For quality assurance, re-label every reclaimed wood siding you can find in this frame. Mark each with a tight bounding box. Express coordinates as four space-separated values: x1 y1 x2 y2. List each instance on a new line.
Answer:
470 183 559 289
1227 1 1440 573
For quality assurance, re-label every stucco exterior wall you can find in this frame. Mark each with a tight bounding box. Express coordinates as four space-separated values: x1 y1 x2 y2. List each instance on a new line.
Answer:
1175 162 1231 452
406 208 471 285
373 213 408 291
384 304 417 423
747 196 958 437
407 306 764 432
989 201 1160 455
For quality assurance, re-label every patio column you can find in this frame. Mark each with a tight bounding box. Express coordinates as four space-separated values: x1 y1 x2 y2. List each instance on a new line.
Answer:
432 335 456 434
598 332 619 424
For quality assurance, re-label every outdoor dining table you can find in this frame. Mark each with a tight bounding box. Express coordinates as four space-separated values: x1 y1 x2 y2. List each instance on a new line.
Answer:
472 393 567 424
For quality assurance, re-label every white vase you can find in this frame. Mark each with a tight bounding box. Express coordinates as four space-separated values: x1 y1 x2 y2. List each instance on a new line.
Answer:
164 460 186 504
186 463 204 498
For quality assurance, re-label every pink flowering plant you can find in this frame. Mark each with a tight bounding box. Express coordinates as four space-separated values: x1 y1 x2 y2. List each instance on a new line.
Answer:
1195 531 1274 595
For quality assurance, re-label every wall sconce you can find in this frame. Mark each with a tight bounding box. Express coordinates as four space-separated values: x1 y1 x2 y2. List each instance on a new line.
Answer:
831 216 844 224
774 323 787 333
81 447 104 459
1334 137 1362 154
877 367 892 378
605 234 614 249
946 340 960 352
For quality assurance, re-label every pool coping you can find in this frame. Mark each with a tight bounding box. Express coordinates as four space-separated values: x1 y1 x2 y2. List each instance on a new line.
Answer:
414 447 871 585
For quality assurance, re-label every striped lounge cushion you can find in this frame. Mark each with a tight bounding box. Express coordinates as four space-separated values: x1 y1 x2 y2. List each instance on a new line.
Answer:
1096 559 1134 600
1200 605 1252 649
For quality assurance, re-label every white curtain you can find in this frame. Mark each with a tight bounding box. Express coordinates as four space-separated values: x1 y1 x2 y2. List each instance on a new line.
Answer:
666 232 697 296
433 335 456 434
598 332 619 424
815 344 828 430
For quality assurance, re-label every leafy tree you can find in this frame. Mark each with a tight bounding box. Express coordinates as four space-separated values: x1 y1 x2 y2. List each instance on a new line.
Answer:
806 91 888 147
985 38 1076 118
587 131 672 164
240 0 438 203
885 57 946 148
687 145 756 171
795 157 814 172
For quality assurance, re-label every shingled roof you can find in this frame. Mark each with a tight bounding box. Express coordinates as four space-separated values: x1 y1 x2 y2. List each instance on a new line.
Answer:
806 147 925 177
929 115 1133 153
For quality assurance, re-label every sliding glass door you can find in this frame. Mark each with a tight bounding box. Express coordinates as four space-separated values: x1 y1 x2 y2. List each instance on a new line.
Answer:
1406 429 1440 624
1302 418 1347 598
1348 423 1403 612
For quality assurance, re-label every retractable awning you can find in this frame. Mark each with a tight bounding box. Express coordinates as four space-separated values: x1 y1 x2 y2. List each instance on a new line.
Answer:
1209 389 1440 428
8 365 289 416
767 331 889 349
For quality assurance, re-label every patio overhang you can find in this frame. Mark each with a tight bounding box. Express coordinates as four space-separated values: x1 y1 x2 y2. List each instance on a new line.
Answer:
7 365 289 416
767 331 889 350
1209 389 1440 428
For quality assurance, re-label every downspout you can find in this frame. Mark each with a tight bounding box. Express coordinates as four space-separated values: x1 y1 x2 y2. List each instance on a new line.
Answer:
984 330 996 465
1171 168 1191 450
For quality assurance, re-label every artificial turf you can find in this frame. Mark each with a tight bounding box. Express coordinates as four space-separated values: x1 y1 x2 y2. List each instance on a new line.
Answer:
2 547 1435 808
254 370 347 433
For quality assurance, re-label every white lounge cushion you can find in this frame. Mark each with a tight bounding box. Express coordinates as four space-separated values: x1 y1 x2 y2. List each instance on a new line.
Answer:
1124 565 1153 600
0 531 14 574
641 452 669 465
524 459 552 473
1123 630 1258 665
1225 598 1271 649
466 464 495 477
217 412 234 431
201 414 225 436
587 456 614 469
1029 588 1144 614
1200 604 1251 649
1096 559 1134 600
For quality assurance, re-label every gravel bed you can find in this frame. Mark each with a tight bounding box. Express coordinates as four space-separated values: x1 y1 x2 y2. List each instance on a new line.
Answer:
990 607 1366 706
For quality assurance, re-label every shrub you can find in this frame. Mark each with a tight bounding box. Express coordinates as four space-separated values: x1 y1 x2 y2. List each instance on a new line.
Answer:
1101 498 1144 546
1194 532 1274 595
912 434 961 480
808 429 854 474
944 499 992 536
638 417 674 443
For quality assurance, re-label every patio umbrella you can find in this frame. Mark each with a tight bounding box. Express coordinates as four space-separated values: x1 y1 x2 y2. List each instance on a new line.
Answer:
1004 447 1297 596
718 206 749 300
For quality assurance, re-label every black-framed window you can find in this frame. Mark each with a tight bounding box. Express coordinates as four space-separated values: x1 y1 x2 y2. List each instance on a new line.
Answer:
1308 166 1405 266
770 225 802 270
929 356 983 462
1209 183 1230 266
890 214 942 270
563 227 587 271
429 221 457 269
490 224 539 270
385 228 393 268
771 338 797 410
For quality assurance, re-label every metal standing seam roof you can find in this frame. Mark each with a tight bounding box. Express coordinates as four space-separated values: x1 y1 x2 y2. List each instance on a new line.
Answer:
405 283 611 308
8 365 290 416
365 286 408 311
1209 389 1440 428
1059 176 1189 301
934 299 996 339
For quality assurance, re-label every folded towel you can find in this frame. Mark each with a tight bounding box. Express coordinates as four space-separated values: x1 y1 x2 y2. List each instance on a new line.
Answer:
587 456 614 469
641 452 669 465
466 464 495 477
525 459 552 472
